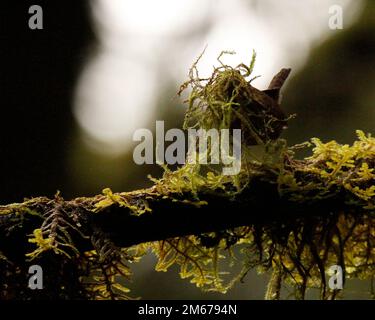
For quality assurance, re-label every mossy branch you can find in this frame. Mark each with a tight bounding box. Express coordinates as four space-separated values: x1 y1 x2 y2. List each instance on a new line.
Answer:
0 51 373 300
0 130 373 299
0 164 348 249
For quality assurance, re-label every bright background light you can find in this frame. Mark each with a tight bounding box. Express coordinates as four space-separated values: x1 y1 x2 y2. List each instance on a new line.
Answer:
74 0 363 155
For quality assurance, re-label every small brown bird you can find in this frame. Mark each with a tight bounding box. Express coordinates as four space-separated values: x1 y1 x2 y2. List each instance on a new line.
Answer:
182 59 291 147
230 68 291 145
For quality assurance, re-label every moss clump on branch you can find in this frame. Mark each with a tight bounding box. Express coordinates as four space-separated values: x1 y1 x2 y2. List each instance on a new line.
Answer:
180 50 290 145
0 51 374 300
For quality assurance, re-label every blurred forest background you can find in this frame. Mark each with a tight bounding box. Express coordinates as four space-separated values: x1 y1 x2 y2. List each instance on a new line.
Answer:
0 0 374 299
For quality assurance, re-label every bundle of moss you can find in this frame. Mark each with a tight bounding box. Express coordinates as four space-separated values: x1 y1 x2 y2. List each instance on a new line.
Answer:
180 50 292 146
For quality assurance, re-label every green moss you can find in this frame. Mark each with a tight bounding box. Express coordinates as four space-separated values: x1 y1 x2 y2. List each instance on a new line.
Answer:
0 52 374 300
279 130 375 207
94 188 152 216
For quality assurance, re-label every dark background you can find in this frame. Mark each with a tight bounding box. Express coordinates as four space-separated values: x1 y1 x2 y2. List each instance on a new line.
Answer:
0 1 94 203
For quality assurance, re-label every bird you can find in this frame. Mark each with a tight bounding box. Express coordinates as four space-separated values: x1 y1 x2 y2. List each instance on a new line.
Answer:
230 68 291 145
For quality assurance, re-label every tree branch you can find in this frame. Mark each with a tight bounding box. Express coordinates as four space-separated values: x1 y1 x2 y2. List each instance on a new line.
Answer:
0 55 373 299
